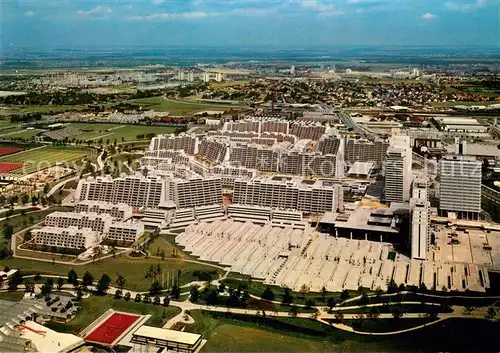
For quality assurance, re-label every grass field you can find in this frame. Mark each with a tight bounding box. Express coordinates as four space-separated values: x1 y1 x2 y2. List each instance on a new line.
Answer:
5 105 87 114
0 256 223 292
0 146 90 174
126 97 247 115
0 128 44 139
45 294 181 334
69 123 183 142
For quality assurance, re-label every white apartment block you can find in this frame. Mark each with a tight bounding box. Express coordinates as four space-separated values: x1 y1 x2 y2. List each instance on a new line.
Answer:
318 134 342 155
345 139 389 165
280 151 341 177
75 174 167 208
141 150 191 168
229 143 281 172
45 211 113 234
106 221 144 243
208 164 257 186
148 134 198 155
233 177 343 214
290 122 326 141
74 201 133 220
410 180 430 260
166 176 223 209
439 154 482 218
385 135 412 203
197 139 228 164
33 226 100 250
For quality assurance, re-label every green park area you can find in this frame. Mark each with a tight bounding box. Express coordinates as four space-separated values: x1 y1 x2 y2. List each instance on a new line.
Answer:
46 295 181 334
127 97 247 115
69 123 183 142
0 256 223 292
0 146 90 174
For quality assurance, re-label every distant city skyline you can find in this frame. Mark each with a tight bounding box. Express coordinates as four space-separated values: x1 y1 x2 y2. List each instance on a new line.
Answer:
1 0 499 50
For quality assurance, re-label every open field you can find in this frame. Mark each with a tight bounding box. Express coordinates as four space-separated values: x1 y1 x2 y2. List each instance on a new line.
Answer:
4 105 87 114
0 256 223 292
0 128 45 139
45 295 181 334
70 123 183 142
188 311 500 352
126 97 247 115
0 146 89 174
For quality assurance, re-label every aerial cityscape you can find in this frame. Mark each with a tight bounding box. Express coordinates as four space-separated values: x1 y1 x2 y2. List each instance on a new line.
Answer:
0 0 499 352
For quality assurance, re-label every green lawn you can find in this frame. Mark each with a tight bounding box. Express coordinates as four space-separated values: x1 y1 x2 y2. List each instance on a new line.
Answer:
45 294 181 334
6 105 87 114
69 123 183 142
0 291 25 301
0 146 90 174
126 97 246 115
148 235 194 260
0 256 223 292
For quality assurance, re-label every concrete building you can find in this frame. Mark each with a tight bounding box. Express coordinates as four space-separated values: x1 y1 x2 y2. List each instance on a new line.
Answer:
202 72 211 83
197 138 228 164
148 134 198 155
233 177 343 214
45 212 113 234
106 221 144 243
290 122 326 140
75 174 167 209
318 134 342 155
167 176 222 209
345 138 389 165
410 179 430 260
215 73 223 82
33 226 100 250
385 135 412 203
439 154 482 219
74 201 133 220
187 72 194 82
229 142 281 172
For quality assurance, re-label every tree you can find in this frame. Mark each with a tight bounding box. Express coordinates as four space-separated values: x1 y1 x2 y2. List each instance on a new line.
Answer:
23 230 32 243
24 279 35 293
334 312 344 323
149 280 162 295
135 293 142 302
2 224 14 241
218 283 225 293
486 307 496 320
368 307 380 319
387 279 398 294
205 289 219 306
327 297 337 312
114 289 122 299
154 296 161 305
96 274 112 294
56 277 64 291
124 292 131 301
305 299 315 309
7 271 22 291
340 290 350 300
41 278 53 297
67 269 79 287
290 305 298 317
281 288 293 305
82 271 94 289
163 296 170 307
321 286 327 301
43 184 50 194
143 294 151 304
171 282 180 299
21 194 29 204
190 285 199 303
116 275 126 291
299 284 309 299
392 307 403 319
261 287 275 302
28 216 35 225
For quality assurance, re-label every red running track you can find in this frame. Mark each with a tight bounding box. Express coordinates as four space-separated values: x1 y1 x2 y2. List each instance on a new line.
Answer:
0 162 23 173
85 313 140 345
0 147 24 157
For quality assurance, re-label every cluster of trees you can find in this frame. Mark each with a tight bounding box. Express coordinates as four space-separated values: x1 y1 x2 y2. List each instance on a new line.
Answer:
189 283 251 308
9 112 43 123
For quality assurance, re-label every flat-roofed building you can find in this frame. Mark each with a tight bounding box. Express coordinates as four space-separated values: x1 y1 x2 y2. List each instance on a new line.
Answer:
345 138 388 165
233 177 343 214
410 179 430 260
229 142 281 172
167 176 222 209
148 133 198 155
385 135 412 203
74 201 133 220
290 122 326 140
75 174 167 209
439 154 482 219
131 326 202 353
106 221 144 243
197 138 228 164
45 211 113 234
141 150 190 168
33 226 100 249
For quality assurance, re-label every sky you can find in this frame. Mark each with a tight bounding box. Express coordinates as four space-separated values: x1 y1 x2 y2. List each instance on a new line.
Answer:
1 0 499 50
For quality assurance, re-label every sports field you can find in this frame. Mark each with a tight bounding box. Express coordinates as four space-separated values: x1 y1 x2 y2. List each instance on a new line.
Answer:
85 312 141 345
70 123 183 142
0 146 24 156
126 97 247 115
0 146 89 174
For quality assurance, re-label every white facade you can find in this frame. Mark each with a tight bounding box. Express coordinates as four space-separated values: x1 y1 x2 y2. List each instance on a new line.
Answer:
74 201 133 220
385 135 412 203
106 221 144 243
439 155 482 217
45 212 113 234
410 180 430 260
148 134 198 155
33 226 100 249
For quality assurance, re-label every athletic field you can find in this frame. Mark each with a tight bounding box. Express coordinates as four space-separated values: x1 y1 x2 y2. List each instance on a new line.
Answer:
0 146 89 174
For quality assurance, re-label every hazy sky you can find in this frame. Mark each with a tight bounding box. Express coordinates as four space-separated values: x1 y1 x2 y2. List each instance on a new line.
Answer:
1 0 499 49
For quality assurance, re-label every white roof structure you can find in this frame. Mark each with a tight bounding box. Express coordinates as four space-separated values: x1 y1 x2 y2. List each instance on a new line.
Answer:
18 321 84 353
133 326 201 346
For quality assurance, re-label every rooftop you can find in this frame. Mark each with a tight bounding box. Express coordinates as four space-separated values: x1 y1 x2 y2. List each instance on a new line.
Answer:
133 325 201 346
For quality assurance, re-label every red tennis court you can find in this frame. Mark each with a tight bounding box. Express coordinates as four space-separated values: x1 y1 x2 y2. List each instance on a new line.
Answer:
0 147 24 157
85 312 140 345
0 162 23 173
